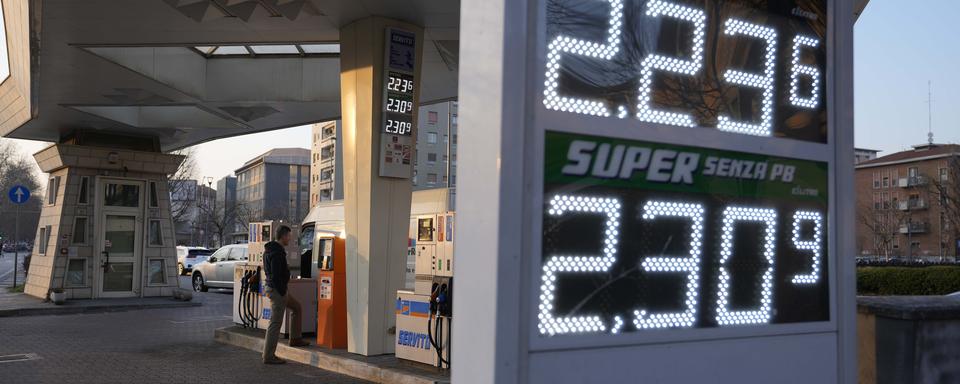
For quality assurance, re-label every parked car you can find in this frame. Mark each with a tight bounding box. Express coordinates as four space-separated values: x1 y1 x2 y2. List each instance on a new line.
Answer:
190 244 248 292
177 246 213 276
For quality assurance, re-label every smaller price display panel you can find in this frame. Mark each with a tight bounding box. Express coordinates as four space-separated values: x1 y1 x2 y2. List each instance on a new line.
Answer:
388 71 415 94
539 131 829 336
543 0 827 142
384 114 414 135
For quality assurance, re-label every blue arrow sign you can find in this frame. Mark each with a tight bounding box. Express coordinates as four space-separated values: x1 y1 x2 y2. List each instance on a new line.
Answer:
8 185 30 204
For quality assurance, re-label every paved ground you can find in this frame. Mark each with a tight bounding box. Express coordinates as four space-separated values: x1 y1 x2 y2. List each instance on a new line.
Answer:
0 275 371 384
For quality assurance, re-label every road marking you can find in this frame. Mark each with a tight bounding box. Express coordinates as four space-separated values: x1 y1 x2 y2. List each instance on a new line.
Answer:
0 353 41 364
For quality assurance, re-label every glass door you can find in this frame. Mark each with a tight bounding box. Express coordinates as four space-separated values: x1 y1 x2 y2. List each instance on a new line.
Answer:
97 180 143 298
101 215 138 295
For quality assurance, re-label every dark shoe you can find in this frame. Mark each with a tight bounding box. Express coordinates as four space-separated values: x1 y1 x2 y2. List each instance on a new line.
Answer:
289 339 310 347
263 356 286 365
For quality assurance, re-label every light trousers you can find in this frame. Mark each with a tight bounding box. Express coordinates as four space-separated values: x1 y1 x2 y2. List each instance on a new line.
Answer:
262 287 302 361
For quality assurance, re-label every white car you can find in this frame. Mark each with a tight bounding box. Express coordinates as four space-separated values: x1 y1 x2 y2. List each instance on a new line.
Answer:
177 246 212 276
190 244 248 292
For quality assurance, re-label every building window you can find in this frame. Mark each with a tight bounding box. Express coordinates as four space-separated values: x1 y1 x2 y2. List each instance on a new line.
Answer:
72 217 88 245
427 173 438 184
908 167 919 178
104 184 140 207
872 172 880 189
149 181 159 208
427 132 438 144
78 177 89 205
38 225 51 255
941 167 949 181
428 111 438 124
147 259 166 285
47 177 60 205
882 176 889 188
66 259 86 287
148 220 163 246
427 153 437 164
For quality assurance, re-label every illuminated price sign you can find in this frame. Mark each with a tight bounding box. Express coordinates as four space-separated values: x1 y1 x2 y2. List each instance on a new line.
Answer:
384 114 413 135
379 27 418 178
387 72 415 95
453 0 851 381
386 92 414 114
535 0 834 340
539 132 829 336
543 0 826 142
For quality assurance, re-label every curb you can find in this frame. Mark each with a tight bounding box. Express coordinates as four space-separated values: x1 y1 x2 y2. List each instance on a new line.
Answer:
0 301 201 318
214 326 449 384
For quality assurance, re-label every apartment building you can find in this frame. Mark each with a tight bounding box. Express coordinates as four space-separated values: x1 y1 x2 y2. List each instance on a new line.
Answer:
412 101 457 209
855 144 960 259
310 121 344 206
235 148 311 227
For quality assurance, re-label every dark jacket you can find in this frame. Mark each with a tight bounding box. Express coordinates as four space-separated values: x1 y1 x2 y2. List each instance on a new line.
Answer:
263 241 290 296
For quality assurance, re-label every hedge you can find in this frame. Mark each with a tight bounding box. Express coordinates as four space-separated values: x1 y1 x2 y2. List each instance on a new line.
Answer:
858 266 960 295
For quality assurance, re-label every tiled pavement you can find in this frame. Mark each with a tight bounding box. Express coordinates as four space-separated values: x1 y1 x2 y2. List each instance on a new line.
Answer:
0 276 371 384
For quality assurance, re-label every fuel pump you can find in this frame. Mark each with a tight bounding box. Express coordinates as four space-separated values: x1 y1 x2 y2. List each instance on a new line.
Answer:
233 220 317 337
396 211 454 367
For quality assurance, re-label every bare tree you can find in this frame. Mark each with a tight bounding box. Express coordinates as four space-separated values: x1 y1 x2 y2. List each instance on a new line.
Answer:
0 140 43 277
927 154 960 259
198 196 247 247
858 200 907 259
232 202 257 242
167 148 197 226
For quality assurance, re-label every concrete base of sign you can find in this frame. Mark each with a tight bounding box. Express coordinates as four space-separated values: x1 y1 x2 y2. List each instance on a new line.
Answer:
214 326 449 384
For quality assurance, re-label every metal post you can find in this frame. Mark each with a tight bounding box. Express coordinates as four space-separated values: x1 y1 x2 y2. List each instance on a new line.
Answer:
13 203 19 288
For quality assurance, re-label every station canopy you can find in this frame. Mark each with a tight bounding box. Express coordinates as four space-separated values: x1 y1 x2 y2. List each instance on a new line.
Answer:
5 0 459 151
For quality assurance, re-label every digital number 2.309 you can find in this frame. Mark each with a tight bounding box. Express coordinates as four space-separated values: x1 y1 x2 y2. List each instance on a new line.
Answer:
539 195 823 336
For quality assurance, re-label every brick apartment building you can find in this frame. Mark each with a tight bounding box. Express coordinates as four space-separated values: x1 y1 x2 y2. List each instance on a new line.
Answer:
855 144 960 259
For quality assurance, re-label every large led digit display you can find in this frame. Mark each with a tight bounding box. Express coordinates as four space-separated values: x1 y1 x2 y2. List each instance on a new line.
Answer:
539 131 829 336
543 0 827 142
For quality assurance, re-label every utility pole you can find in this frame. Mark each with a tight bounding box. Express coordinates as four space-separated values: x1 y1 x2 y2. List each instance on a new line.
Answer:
927 80 934 145
13 202 19 287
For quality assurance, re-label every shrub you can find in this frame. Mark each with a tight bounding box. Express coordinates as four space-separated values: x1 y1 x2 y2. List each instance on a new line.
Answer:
857 266 960 295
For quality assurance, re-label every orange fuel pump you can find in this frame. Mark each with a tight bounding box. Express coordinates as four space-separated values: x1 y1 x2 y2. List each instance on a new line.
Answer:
316 234 347 349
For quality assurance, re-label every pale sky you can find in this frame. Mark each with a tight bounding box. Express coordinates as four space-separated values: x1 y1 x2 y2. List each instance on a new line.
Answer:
854 0 960 151
6 1 959 186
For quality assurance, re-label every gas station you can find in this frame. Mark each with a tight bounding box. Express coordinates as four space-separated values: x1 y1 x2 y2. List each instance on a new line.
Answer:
1 0 869 382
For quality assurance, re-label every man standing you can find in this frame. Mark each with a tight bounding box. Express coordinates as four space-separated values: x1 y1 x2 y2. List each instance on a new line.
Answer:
262 225 309 364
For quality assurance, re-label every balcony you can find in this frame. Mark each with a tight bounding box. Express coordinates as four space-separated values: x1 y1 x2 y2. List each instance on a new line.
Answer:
898 176 928 188
898 200 928 211
899 222 930 234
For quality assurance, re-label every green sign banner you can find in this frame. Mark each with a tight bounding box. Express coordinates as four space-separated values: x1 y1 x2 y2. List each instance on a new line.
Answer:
544 131 828 204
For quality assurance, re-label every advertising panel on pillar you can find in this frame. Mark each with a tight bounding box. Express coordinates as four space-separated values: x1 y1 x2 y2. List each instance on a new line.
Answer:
456 0 850 381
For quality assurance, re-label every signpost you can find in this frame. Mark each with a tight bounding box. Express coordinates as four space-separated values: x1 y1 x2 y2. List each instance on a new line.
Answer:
455 0 856 382
8 185 29 288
